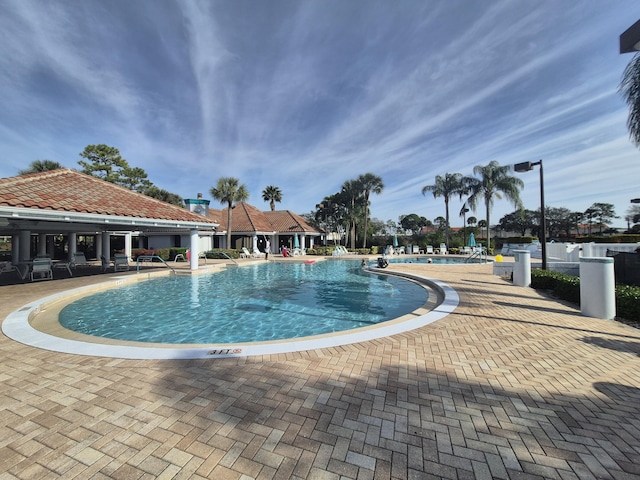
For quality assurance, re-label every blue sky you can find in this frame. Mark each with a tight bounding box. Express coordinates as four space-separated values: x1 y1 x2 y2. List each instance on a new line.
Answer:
2 1 640 228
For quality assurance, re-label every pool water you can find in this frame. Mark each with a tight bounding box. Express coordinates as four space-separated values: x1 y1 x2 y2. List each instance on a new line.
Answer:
59 261 428 344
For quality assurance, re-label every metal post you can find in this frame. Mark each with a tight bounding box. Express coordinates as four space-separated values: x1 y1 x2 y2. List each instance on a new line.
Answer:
538 161 547 270
514 160 547 270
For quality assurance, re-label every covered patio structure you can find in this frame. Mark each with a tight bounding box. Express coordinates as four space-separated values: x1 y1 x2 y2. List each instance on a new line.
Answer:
0 169 218 275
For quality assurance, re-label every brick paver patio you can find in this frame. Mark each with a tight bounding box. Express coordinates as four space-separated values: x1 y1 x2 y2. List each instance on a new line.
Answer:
1 261 639 479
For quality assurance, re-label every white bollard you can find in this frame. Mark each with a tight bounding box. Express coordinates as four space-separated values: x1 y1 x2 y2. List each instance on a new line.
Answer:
580 257 616 320
513 250 531 287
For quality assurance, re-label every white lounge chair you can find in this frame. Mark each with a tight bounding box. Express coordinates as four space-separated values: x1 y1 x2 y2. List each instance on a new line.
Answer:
114 253 130 272
425 245 434 254
72 252 90 268
30 258 53 282
439 243 448 255
252 248 265 258
240 247 254 258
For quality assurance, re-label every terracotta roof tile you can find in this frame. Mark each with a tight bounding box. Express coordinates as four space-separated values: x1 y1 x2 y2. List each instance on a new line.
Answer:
0 169 217 224
208 203 320 234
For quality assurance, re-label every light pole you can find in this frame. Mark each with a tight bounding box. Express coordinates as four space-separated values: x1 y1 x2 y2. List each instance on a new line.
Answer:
514 160 547 270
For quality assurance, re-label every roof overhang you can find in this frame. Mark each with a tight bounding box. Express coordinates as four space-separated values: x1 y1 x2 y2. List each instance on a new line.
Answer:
621 19 640 53
0 206 218 234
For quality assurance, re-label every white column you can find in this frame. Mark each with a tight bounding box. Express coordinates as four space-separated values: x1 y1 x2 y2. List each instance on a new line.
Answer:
68 232 77 262
38 233 47 256
189 229 199 271
580 257 615 320
11 234 19 264
102 232 111 262
124 232 132 260
47 235 55 257
513 250 531 287
19 230 31 262
96 234 102 261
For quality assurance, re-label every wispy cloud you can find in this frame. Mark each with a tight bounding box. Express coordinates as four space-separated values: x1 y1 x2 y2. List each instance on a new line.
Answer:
1 0 639 225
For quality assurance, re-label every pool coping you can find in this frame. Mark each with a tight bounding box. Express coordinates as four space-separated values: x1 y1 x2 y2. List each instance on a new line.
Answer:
1 266 459 360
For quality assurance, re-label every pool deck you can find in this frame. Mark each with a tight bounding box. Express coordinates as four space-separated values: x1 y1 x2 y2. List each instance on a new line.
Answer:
1 257 640 479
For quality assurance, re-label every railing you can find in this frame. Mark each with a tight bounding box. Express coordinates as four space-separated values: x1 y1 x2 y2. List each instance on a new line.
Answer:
209 251 239 265
136 255 176 274
466 248 488 263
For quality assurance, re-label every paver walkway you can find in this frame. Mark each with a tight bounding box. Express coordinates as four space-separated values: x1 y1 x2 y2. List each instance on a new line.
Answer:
1 261 640 479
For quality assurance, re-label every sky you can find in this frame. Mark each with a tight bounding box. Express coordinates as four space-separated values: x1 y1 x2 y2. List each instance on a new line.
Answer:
2 0 640 229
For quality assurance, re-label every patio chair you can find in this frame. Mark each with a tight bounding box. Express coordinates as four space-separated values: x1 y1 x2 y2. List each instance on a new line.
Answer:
425 245 434 254
0 261 19 279
72 252 89 268
30 258 53 282
439 243 448 255
252 248 265 258
113 253 130 272
240 247 252 259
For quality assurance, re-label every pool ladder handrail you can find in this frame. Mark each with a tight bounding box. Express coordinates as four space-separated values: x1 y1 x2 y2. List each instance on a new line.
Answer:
465 247 487 263
136 255 177 274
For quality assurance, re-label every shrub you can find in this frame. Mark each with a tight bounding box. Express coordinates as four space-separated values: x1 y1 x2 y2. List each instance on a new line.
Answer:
616 285 640 322
130 248 156 260
202 249 239 259
531 269 640 322
530 269 579 303
155 248 171 261
169 248 188 260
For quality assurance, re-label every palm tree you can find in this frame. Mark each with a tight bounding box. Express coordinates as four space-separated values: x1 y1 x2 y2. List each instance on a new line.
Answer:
341 179 363 249
357 173 384 248
422 173 468 248
620 53 640 147
210 177 249 249
262 185 282 211
19 160 64 175
466 161 523 253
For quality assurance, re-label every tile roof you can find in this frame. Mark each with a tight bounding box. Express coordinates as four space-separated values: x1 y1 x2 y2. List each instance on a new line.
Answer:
210 203 321 234
264 210 319 233
0 169 217 224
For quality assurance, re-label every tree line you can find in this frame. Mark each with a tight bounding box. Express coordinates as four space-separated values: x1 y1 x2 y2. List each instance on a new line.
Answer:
18 146 637 250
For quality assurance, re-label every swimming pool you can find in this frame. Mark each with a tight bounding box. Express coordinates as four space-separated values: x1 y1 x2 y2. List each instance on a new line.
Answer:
2 260 460 359
59 261 428 344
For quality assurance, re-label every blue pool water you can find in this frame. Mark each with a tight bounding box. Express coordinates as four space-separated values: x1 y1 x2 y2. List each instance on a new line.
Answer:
59 261 428 344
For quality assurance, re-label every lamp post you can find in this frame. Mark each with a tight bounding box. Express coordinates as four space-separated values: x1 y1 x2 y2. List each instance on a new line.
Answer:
514 160 547 270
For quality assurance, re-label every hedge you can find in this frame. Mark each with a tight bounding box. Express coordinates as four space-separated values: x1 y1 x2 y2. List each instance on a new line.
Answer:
530 269 639 322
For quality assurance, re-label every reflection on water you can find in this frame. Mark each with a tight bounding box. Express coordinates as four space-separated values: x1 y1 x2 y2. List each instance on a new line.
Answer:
60 260 427 344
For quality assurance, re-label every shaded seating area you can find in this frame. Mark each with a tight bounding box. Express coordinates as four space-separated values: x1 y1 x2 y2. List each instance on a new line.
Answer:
29 258 53 282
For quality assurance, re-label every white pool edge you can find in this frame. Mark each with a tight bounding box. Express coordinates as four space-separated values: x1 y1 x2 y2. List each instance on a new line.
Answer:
2 271 459 360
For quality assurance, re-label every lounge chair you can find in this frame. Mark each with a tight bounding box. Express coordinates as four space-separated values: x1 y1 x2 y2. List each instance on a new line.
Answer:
30 258 53 282
72 252 90 268
0 261 19 279
252 248 265 258
439 243 448 255
425 245 434 254
240 247 252 259
113 253 130 272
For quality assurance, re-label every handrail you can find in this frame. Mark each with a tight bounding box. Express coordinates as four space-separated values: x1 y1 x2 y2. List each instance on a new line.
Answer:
465 248 487 263
136 255 176 274
212 251 238 265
